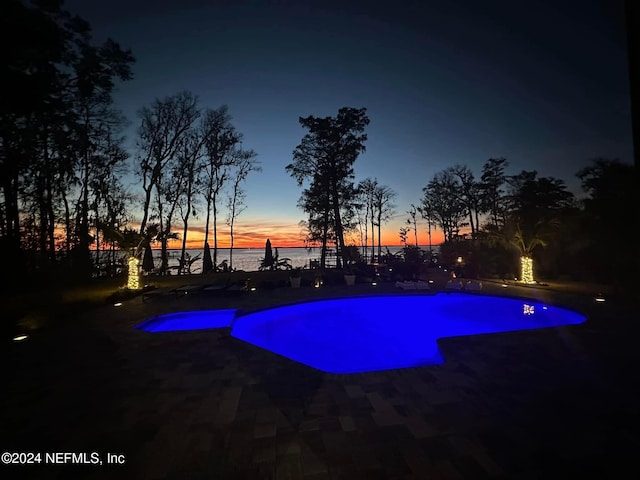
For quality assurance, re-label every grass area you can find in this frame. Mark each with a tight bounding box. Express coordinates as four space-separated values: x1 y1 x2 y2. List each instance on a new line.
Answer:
1 269 354 337
1 277 121 337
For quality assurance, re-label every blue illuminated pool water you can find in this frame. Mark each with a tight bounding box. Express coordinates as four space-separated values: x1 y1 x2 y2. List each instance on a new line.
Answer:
136 293 586 374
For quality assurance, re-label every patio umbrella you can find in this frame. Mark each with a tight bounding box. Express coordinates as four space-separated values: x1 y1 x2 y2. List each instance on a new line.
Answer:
263 238 274 270
202 241 213 274
142 243 155 273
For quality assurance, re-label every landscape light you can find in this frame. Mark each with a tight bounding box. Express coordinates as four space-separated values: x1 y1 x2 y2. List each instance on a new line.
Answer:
595 294 606 302
113 302 123 307
13 335 28 342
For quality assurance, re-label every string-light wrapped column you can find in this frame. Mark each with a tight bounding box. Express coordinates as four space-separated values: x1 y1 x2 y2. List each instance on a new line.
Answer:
520 256 535 284
127 256 141 290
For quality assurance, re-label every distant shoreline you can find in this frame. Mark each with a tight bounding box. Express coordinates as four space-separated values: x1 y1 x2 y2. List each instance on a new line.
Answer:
140 245 431 250
165 246 320 250
91 245 438 251
92 245 441 274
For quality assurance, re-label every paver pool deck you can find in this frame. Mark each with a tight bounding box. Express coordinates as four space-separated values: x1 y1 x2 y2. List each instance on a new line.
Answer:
2 277 639 479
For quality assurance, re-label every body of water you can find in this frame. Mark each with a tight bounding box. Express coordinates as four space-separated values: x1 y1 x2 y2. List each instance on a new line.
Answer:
128 245 439 274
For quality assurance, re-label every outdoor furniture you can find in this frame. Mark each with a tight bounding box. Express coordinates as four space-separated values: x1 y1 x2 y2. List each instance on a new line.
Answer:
201 279 232 295
395 280 430 291
141 286 177 303
172 284 207 297
464 280 483 291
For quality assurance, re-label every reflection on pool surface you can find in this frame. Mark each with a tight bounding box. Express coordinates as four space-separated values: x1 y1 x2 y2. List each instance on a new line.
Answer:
137 293 586 374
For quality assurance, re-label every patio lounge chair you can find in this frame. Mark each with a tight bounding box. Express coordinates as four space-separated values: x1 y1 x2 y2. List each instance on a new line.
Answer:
201 279 233 295
141 286 178 303
445 280 463 290
172 284 208 297
142 284 205 302
395 280 430 291
141 281 232 302
223 283 248 296
464 280 483 291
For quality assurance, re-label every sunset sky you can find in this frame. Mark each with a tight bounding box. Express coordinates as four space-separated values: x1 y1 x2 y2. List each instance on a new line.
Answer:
65 0 633 249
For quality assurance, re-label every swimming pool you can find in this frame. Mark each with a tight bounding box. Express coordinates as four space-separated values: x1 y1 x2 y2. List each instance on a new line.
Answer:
136 293 587 374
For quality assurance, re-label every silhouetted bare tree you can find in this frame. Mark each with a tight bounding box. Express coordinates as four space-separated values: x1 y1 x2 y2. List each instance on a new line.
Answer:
199 106 243 269
372 183 396 261
226 149 260 270
136 91 199 237
478 157 509 231
421 170 468 242
407 204 419 247
136 91 200 273
357 177 378 262
450 165 481 238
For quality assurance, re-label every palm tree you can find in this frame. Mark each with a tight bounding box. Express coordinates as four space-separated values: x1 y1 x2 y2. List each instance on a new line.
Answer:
506 215 562 283
480 216 558 284
510 222 547 284
101 224 160 289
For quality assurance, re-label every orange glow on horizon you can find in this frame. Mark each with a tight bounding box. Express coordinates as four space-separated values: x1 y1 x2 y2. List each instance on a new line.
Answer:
97 218 446 250
164 225 445 249
166 220 309 249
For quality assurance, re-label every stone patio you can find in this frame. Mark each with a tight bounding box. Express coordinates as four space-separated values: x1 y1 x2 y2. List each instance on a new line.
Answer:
2 279 638 479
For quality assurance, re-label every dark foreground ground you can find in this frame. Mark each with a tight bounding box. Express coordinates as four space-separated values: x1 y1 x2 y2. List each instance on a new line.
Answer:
2 273 639 479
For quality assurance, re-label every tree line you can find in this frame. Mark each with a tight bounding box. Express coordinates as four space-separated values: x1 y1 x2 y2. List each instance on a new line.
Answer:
130 93 259 275
286 107 634 285
2 0 135 282
1 1 261 284
413 158 634 284
1 1 635 288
